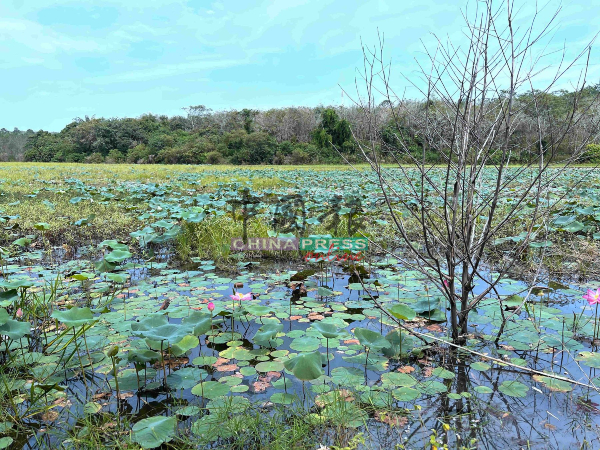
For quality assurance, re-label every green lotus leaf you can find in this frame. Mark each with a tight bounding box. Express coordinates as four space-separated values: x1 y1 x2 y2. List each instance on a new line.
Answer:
270 392 296 405
392 387 420 401
0 319 30 340
109 369 156 391
311 322 342 339
283 350 323 381
418 381 447 394
360 389 394 408
330 367 364 386
474 385 493 394
131 314 169 332
272 377 293 390
498 380 529 398
255 360 284 372
290 336 321 352
104 273 128 283
353 328 391 349
0 308 9 326
317 286 335 297
127 349 161 365
132 324 189 345
389 304 416 321
0 279 34 290
342 353 388 371
71 273 95 281
104 249 132 263
51 307 97 328
470 362 491 371
171 335 199 356
245 305 275 317
167 367 207 390
191 381 231 399
576 351 600 368
253 323 283 347
432 367 455 379
381 372 417 388
95 259 117 273
533 375 573 392
175 405 201 416
382 329 414 358
12 238 32 247
182 311 214 336
131 416 177 449
240 366 257 376
0 290 18 306
192 356 217 366
83 402 102 414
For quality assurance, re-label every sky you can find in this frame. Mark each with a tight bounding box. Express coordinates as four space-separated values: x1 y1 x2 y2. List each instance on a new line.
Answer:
1 0 598 132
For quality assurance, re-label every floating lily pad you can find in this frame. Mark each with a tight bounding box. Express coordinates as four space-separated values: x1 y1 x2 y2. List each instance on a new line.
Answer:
470 362 491 371
131 416 177 449
392 386 420 401
498 380 529 398
255 361 284 372
191 381 230 399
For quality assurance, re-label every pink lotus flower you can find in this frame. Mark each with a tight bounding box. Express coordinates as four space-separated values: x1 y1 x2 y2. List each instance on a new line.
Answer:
230 292 252 301
16 308 23 318
584 288 600 306
207 302 215 312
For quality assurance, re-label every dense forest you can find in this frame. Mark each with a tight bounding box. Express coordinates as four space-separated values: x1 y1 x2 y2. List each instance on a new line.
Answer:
8 85 600 165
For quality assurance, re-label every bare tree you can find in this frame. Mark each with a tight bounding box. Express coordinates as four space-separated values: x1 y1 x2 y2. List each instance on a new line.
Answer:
349 0 599 343
182 105 213 131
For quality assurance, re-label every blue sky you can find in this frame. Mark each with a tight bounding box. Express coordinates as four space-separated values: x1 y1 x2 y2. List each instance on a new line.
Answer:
1 0 597 132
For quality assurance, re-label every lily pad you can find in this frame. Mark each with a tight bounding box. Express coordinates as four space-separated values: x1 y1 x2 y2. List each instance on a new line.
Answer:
498 380 529 398
191 381 231 399
131 416 177 449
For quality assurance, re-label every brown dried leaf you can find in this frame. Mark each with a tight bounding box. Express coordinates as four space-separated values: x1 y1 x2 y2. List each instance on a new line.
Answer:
214 364 238 372
375 412 408 427
92 392 111 400
308 313 324 321
253 381 270 392
41 411 59 422
214 357 230 366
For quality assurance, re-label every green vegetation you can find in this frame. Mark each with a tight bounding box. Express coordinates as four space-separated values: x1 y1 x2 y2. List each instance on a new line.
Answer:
22 107 357 165
0 163 598 449
10 84 600 165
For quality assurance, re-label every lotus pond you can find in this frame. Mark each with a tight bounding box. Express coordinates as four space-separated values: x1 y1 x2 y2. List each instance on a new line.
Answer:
0 163 600 449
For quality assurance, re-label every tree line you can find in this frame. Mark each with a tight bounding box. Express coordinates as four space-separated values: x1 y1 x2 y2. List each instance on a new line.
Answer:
9 86 600 165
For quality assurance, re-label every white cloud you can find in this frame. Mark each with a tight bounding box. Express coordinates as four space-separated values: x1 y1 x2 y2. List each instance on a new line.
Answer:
84 57 249 84
0 17 113 55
